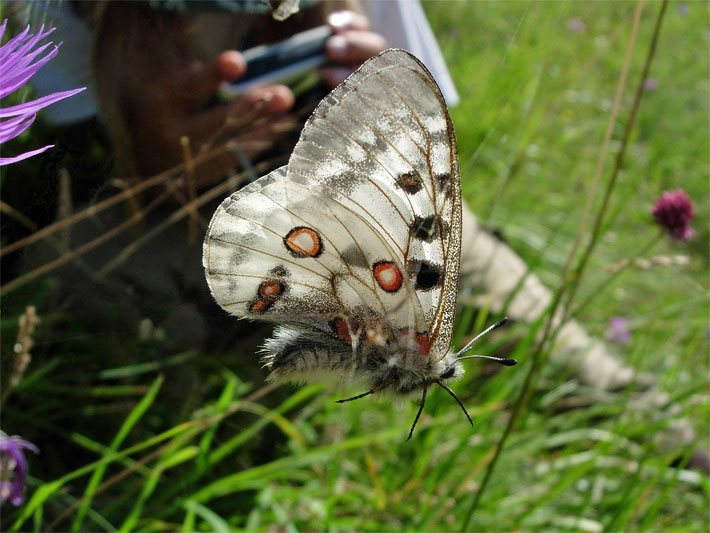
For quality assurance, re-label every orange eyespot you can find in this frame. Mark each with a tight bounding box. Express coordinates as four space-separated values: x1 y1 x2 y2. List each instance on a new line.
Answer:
399 328 431 356
258 280 284 299
250 279 286 315
373 261 403 293
284 226 323 257
416 334 431 356
333 317 352 344
249 299 272 314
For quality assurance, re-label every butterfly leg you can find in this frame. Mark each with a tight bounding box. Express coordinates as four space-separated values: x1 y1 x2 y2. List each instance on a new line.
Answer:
436 380 474 428
335 390 375 403
407 384 429 441
335 377 398 404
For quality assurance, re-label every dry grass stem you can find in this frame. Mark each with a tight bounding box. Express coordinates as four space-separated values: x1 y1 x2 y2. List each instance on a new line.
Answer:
605 254 689 273
57 167 73 252
2 306 40 404
180 136 200 245
96 162 273 276
1 171 177 258
0 188 173 295
1 140 244 258
0 200 40 232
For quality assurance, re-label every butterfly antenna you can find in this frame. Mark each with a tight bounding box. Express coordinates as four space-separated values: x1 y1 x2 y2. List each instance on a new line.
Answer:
455 317 508 356
436 380 473 428
457 354 518 366
407 384 429 441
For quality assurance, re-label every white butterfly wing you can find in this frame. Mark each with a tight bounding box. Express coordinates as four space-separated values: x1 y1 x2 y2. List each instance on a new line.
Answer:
204 49 461 357
204 165 413 334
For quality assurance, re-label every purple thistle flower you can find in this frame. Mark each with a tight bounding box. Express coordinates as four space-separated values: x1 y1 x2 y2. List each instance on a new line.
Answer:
651 189 695 241
0 19 85 166
0 434 39 507
567 18 586 34
607 316 631 345
643 78 659 92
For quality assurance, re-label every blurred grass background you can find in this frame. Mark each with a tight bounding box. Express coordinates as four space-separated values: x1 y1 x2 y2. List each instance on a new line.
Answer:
1 1 708 531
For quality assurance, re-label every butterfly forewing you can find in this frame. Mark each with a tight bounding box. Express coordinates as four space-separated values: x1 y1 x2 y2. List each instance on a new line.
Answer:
204 49 461 358
287 49 461 357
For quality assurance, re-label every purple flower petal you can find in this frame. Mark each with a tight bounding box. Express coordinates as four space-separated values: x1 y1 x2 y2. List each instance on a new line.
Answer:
0 113 35 143
0 34 53 72
0 87 85 118
0 435 39 507
567 18 586 33
643 78 659 92
0 436 39 455
0 25 32 63
0 43 58 99
0 20 83 166
0 26 53 75
0 144 54 166
607 316 631 345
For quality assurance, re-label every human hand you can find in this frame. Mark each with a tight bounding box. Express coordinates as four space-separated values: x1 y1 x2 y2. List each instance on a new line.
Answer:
322 11 388 88
130 50 295 186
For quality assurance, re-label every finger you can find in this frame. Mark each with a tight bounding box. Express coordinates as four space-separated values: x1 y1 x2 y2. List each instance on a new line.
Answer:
214 51 247 81
235 85 295 115
175 85 294 143
232 114 298 151
321 67 353 89
328 10 370 32
195 114 297 187
180 51 246 100
326 31 387 65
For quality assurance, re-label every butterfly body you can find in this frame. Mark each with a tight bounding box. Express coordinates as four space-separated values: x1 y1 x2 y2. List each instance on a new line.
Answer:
203 49 511 436
262 324 464 396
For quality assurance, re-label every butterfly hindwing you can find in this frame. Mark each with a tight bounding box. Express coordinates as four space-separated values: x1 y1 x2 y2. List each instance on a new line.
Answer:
204 165 422 335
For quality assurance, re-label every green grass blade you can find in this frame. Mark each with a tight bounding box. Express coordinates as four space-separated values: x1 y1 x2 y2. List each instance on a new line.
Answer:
72 375 164 531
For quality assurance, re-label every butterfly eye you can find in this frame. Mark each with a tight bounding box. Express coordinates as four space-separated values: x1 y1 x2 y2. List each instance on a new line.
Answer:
440 366 456 380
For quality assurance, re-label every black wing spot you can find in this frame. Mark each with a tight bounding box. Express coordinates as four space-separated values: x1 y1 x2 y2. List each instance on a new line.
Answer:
410 215 442 242
436 172 456 198
372 136 388 153
396 170 423 195
435 172 451 189
269 265 290 278
408 260 443 291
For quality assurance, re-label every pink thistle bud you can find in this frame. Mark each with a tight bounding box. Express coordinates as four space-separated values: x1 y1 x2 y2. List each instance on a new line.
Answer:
651 189 695 241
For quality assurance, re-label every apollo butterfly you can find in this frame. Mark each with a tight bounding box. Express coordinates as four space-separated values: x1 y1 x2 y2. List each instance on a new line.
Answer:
203 49 516 439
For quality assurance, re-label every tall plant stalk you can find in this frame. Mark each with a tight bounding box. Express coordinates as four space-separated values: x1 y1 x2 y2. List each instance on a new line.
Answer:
461 1 669 529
